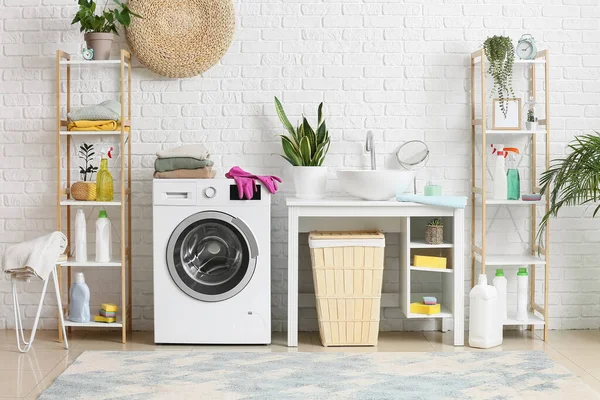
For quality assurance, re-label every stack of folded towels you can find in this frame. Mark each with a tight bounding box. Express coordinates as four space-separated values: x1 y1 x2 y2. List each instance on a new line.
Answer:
67 100 129 132
93 303 118 323
154 144 215 179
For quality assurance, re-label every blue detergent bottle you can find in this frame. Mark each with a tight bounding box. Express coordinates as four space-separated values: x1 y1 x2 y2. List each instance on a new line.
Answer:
505 147 520 200
69 272 91 323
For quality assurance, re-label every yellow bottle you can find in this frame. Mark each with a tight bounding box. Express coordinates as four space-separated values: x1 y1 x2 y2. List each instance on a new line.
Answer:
96 147 114 201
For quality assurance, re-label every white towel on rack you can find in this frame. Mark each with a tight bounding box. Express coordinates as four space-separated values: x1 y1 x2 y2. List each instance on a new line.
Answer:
2 232 67 281
156 144 210 160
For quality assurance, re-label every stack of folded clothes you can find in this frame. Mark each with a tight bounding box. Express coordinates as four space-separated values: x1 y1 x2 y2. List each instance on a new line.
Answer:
67 100 129 131
154 144 216 179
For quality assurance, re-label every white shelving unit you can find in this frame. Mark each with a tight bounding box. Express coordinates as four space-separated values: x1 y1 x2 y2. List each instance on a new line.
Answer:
400 215 460 331
56 49 132 344
470 48 550 341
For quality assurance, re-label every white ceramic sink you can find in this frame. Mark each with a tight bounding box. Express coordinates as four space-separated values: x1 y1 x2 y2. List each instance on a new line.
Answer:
336 170 415 201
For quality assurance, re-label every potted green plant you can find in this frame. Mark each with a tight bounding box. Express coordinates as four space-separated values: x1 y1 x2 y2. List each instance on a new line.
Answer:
526 109 538 131
71 143 99 201
425 218 444 245
275 97 331 199
483 36 515 118
538 133 600 244
71 0 141 60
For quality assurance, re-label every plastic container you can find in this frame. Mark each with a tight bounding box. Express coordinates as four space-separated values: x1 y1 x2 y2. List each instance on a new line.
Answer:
517 268 529 321
309 231 385 346
69 272 91 323
75 208 87 263
96 147 114 202
492 145 508 200
493 269 507 321
505 147 520 200
469 274 502 349
95 210 111 263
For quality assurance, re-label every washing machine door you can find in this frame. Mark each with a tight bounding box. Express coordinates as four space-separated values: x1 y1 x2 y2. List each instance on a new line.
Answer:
166 211 258 302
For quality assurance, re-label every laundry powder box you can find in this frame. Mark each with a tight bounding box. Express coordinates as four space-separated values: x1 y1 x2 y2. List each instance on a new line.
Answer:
413 255 447 269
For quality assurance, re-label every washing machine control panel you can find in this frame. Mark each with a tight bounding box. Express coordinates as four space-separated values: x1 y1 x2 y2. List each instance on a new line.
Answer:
203 186 217 198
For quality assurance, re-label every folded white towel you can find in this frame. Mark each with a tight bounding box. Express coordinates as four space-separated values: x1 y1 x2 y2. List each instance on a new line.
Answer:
156 144 210 160
2 232 67 281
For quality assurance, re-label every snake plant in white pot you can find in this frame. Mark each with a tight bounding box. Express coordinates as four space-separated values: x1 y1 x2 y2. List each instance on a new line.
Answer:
275 97 330 199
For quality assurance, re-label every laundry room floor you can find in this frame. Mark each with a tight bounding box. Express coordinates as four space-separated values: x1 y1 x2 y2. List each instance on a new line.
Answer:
2 329 600 399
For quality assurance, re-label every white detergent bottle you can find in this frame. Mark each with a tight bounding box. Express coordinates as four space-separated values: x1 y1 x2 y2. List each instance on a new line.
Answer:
469 274 502 348
69 272 90 323
95 210 111 263
492 145 508 200
75 208 87 263
493 269 508 322
517 268 529 321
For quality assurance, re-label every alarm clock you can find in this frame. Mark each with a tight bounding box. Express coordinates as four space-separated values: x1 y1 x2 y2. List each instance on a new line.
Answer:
82 47 94 61
516 34 537 60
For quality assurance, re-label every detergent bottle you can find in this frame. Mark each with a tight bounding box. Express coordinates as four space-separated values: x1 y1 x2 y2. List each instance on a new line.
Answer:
505 147 520 200
69 272 90 323
469 274 502 348
491 144 507 200
96 147 114 202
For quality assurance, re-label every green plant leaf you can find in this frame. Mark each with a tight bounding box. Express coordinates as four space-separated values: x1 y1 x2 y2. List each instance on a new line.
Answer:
303 117 317 155
299 136 311 165
317 102 323 126
274 97 296 138
281 137 302 166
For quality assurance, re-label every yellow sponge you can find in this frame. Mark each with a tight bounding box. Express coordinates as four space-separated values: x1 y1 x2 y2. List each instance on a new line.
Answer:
94 315 116 323
101 303 118 312
410 302 441 315
413 255 447 269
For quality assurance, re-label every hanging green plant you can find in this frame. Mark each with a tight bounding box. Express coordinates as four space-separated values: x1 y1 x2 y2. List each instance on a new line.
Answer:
483 36 515 118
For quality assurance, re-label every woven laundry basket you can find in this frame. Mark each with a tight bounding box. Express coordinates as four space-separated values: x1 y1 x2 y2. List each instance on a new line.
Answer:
309 231 385 347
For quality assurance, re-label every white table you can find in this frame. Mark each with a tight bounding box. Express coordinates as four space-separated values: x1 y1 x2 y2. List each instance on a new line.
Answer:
286 197 465 347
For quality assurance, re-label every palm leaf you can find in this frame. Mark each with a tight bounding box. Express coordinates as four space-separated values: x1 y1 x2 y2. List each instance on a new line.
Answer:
537 132 600 248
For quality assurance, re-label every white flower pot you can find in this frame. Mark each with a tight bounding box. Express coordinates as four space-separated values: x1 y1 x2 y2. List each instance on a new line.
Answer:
526 121 537 131
292 166 327 199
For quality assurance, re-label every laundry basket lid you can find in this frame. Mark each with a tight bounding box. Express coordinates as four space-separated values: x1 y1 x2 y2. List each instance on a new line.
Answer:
308 231 385 248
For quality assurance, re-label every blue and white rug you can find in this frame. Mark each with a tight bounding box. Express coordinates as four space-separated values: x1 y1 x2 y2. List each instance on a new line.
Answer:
40 351 597 399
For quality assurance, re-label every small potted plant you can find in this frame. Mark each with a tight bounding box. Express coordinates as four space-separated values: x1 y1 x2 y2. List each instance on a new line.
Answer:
275 97 331 199
425 218 444 245
526 109 538 131
71 0 141 60
71 143 98 201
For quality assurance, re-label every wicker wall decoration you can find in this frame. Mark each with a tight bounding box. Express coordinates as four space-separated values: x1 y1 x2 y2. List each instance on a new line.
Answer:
125 0 235 78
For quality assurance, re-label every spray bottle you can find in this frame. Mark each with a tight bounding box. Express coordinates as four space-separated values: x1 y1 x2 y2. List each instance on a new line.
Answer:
96 147 114 202
491 144 507 200
505 147 520 200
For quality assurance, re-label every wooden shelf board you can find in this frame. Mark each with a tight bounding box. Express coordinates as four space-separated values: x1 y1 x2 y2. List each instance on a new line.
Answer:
410 266 453 273
409 240 454 249
63 320 122 328
477 130 546 135
59 59 129 67
478 254 546 266
503 312 545 326
63 258 121 268
482 199 543 205
59 130 129 136
474 58 546 65
60 200 122 206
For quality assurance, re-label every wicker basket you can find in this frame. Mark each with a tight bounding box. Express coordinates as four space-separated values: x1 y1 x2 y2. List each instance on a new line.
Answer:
425 225 443 245
71 181 96 201
309 231 385 347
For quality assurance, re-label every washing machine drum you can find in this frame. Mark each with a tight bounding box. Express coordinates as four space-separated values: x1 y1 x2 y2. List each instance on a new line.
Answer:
166 211 258 302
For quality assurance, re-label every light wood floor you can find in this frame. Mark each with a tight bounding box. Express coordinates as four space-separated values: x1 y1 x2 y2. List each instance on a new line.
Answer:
2 329 600 399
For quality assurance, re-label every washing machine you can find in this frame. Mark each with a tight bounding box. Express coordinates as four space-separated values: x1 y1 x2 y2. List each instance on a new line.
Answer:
153 179 271 344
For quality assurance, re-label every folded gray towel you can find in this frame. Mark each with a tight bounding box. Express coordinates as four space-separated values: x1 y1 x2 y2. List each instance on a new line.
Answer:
67 100 121 121
154 157 214 172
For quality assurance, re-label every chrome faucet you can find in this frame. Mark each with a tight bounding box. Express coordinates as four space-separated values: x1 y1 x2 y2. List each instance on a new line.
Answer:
365 131 376 170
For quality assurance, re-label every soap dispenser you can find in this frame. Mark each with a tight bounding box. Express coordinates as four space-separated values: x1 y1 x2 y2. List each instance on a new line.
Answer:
96 147 114 201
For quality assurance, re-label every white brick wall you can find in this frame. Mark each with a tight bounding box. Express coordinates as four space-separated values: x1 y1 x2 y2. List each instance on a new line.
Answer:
1 0 599 332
